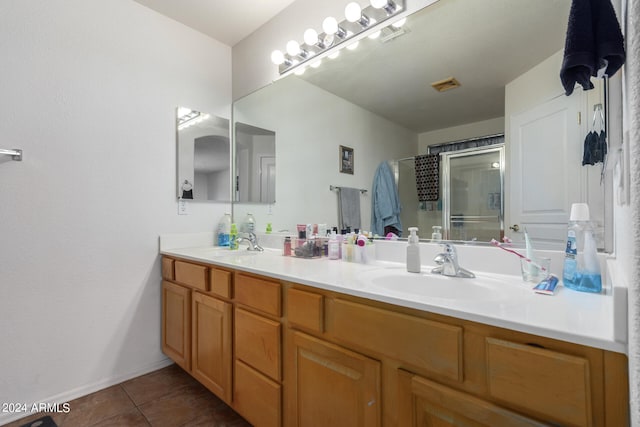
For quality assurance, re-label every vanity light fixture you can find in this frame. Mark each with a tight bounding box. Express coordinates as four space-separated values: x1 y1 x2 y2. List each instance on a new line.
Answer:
270 0 405 75
177 109 210 130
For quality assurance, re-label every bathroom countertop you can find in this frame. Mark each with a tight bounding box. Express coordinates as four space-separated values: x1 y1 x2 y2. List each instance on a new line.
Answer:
161 245 627 354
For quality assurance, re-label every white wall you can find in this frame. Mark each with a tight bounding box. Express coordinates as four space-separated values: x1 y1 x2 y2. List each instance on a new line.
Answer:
0 1 231 423
233 77 417 234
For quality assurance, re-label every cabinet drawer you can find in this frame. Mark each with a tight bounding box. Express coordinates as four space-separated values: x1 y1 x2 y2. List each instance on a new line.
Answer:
235 273 281 317
235 308 281 381
328 299 463 382
174 261 208 291
287 288 323 333
210 267 232 298
161 258 174 280
234 360 281 427
486 337 592 427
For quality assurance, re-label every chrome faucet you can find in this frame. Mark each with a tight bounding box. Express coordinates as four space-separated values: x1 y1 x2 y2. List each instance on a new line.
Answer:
236 232 264 251
431 243 475 278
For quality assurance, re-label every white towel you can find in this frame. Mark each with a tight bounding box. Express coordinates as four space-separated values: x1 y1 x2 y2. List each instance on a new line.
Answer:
338 187 361 231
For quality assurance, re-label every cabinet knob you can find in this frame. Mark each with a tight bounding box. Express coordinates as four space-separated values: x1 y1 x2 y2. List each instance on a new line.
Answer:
509 224 520 232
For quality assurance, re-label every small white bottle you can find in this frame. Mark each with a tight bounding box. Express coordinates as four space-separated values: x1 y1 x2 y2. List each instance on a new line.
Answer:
328 231 340 260
431 226 442 241
406 227 421 273
243 213 256 233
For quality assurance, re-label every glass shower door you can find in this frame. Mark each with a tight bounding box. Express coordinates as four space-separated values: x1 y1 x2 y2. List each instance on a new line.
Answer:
442 146 504 242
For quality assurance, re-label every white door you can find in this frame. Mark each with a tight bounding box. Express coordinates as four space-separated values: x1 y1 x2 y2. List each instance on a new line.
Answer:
508 91 584 247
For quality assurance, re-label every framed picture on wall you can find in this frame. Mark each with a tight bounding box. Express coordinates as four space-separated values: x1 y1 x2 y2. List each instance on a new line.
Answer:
339 145 354 174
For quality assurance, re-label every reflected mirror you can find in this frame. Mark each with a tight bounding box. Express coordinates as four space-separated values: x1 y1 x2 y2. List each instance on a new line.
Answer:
177 107 231 202
234 122 276 203
233 0 613 249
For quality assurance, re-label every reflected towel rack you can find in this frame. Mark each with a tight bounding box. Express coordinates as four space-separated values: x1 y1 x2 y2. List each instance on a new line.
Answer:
0 148 23 161
330 185 367 194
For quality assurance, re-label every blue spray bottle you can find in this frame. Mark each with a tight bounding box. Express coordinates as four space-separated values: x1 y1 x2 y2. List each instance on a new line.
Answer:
562 203 602 293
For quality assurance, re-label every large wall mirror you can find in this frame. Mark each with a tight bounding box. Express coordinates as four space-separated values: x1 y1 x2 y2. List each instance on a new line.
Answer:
177 107 231 202
232 0 614 250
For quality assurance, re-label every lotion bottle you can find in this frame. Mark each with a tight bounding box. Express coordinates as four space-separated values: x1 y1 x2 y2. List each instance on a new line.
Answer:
406 227 421 273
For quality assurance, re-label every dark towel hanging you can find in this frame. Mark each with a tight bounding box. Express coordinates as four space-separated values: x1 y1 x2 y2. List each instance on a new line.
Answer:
560 0 625 96
415 154 439 202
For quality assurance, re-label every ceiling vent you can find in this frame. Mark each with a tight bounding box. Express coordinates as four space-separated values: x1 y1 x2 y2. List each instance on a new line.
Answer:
431 77 461 92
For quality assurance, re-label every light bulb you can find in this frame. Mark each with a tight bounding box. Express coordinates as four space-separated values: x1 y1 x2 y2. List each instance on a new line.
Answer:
370 0 388 8
345 2 362 23
294 67 306 75
323 16 339 35
286 40 301 56
310 60 322 68
322 33 335 47
304 28 318 45
271 50 285 65
367 18 380 38
391 17 406 28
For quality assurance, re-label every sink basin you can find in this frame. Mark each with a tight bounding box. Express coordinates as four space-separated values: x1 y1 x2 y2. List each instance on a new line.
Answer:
358 267 525 303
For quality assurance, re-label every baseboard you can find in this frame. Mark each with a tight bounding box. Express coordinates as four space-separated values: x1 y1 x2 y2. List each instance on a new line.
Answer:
0 357 173 426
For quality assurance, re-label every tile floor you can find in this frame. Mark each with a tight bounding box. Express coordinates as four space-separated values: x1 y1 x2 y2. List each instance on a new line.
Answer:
3 364 251 427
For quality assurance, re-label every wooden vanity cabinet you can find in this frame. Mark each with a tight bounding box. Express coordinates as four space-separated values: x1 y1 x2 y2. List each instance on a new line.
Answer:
191 291 232 403
233 272 283 427
161 280 191 371
161 259 234 404
161 257 629 427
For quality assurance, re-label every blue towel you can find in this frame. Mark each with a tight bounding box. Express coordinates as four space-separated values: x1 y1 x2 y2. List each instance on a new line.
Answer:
371 161 402 237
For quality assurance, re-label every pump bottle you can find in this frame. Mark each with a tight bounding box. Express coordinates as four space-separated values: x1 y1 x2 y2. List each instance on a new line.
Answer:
406 227 421 273
562 203 602 293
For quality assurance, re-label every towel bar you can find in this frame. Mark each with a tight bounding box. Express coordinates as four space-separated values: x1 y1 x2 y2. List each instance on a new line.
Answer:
0 148 22 161
330 185 367 194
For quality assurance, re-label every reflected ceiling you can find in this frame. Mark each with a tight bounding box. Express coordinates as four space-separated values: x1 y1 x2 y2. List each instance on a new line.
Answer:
298 0 570 133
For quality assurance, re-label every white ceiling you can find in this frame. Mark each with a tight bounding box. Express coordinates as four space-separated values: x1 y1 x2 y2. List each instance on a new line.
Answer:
132 0 298 46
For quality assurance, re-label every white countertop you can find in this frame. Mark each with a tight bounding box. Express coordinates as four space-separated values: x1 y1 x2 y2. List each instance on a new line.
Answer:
160 235 627 354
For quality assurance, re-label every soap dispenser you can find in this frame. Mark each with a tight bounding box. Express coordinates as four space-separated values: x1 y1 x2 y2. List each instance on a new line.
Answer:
407 227 421 273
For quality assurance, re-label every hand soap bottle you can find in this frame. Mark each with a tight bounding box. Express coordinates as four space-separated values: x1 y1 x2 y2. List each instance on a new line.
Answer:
406 227 421 273
562 203 602 293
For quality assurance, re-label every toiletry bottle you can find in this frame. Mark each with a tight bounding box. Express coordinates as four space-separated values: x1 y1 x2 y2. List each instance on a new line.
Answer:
283 236 292 256
407 227 421 273
217 213 232 247
229 223 238 250
562 203 602 293
266 223 272 234
243 213 256 233
328 231 340 260
431 226 442 241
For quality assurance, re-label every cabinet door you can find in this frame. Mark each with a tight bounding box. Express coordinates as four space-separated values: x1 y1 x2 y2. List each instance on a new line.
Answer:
289 331 380 427
162 280 191 371
191 292 232 403
398 370 548 427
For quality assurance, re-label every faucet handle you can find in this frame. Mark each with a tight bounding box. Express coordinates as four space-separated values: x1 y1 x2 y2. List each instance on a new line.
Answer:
440 242 456 255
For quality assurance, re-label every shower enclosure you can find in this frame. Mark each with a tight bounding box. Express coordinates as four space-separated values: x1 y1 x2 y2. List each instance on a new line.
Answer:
393 141 504 242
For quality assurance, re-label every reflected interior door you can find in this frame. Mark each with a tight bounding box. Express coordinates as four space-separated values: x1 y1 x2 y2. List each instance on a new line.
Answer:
260 156 276 203
442 147 504 242
509 92 582 247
